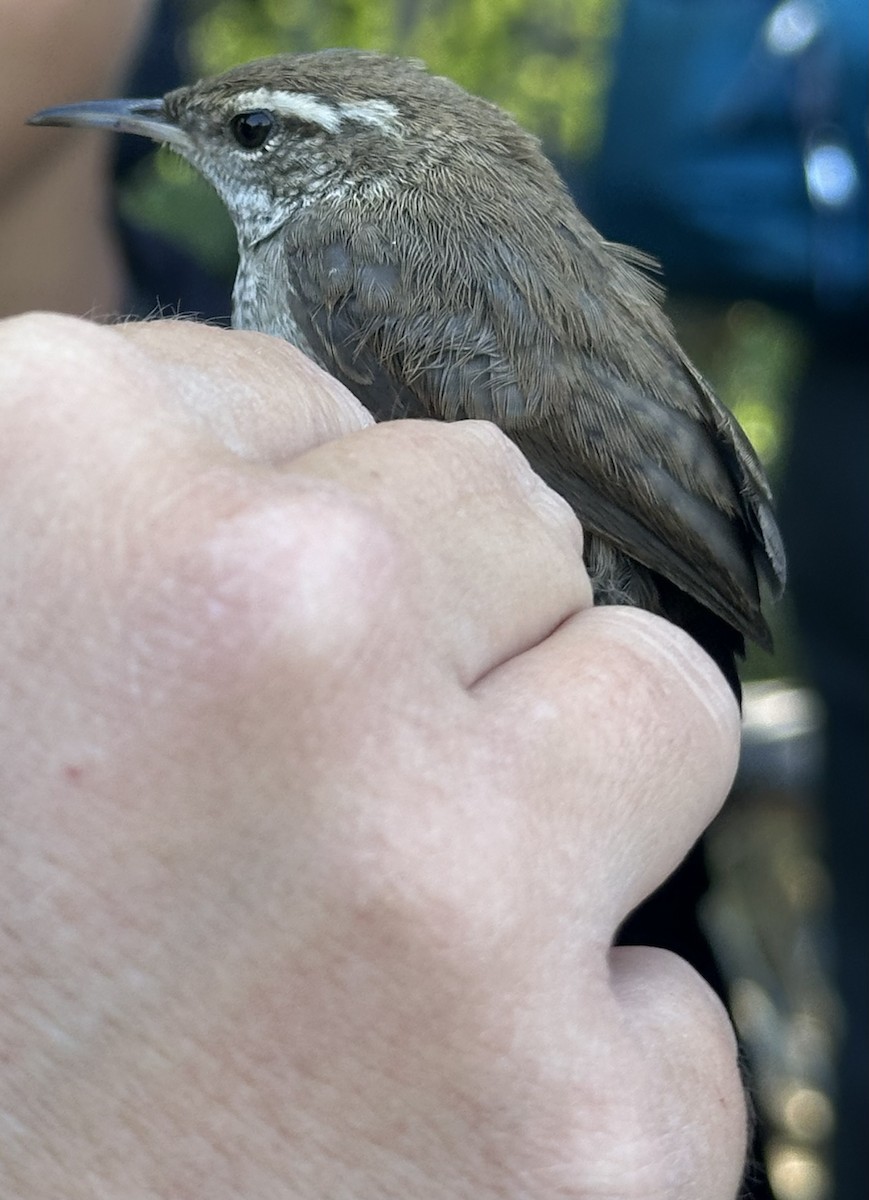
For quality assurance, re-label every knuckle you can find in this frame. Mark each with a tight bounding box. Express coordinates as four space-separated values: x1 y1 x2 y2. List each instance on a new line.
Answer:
133 483 405 689
1 311 117 379
575 607 740 814
0 314 138 434
380 417 581 537
455 420 582 536
449 417 534 479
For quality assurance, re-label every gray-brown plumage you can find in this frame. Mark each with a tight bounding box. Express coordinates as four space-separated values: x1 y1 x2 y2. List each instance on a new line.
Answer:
29 50 786 694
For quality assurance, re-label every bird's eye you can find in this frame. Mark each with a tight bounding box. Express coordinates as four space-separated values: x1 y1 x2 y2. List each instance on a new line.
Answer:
230 110 274 150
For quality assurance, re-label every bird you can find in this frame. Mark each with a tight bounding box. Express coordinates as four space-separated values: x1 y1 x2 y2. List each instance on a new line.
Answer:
28 49 786 697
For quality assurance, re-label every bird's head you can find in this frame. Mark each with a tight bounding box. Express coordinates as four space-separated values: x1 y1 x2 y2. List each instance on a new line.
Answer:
28 49 531 247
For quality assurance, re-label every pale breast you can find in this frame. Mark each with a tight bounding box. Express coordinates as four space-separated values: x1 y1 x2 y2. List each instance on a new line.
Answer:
232 236 315 357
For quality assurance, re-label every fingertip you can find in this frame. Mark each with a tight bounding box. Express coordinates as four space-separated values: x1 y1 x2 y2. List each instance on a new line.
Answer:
484 603 743 919
609 945 748 1194
578 605 742 782
609 945 738 1053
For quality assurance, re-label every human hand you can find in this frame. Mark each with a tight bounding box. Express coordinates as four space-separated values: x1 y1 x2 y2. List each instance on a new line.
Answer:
0 314 746 1198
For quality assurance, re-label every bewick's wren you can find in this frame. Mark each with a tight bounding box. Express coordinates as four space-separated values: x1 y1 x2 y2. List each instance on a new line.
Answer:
29 50 785 694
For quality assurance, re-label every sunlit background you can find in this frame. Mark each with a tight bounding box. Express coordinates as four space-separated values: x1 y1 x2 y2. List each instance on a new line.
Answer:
119 3 855 1196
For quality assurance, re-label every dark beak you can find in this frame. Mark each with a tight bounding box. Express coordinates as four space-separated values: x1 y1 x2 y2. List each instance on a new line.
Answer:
27 97 192 152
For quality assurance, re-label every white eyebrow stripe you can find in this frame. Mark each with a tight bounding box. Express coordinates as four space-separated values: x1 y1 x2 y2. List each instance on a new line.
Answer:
339 99 401 134
230 90 401 136
232 89 342 132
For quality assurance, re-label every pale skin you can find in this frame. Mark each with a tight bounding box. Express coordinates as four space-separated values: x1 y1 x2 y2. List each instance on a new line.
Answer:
0 314 746 1197
3 5 747 1193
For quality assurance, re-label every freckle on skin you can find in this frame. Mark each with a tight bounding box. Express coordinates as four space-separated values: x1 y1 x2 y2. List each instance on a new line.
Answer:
63 764 85 785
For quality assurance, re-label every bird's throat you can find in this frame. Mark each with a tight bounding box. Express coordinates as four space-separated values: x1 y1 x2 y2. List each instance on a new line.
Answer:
232 236 314 356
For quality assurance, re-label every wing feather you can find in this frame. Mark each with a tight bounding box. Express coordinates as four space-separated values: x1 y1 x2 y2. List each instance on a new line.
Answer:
281 198 783 646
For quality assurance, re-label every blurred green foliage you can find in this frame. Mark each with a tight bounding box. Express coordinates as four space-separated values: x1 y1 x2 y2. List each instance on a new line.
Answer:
188 0 619 155
122 0 804 678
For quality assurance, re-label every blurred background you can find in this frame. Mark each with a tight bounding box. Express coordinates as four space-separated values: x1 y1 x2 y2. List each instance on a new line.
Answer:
5 2 866 1197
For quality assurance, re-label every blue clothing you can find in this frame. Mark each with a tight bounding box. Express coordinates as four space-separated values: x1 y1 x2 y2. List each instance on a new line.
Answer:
582 0 867 326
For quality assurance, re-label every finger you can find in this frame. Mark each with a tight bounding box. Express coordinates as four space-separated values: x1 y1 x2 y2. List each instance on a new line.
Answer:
3 314 371 473
113 319 373 460
0 314 375 675
287 417 593 686
474 605 741 929
609 946 747 1197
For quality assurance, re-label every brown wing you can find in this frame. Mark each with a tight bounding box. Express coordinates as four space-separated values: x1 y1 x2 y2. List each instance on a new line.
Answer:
281 203 784 649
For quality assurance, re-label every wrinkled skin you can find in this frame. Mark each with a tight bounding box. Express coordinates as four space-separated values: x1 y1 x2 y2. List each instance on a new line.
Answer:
0 314 747 1199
